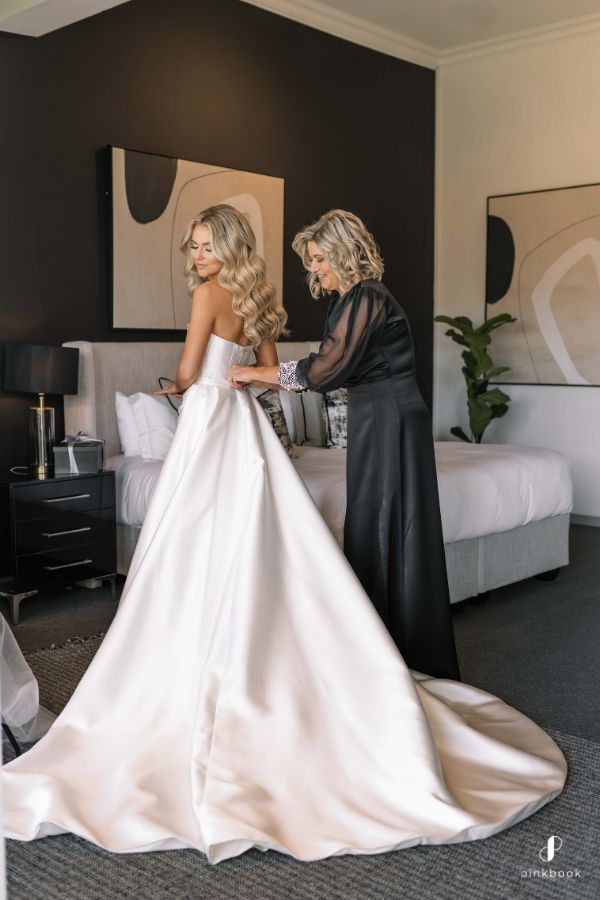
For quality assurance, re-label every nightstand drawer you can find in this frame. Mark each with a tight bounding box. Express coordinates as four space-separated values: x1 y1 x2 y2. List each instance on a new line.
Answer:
13 476 114 520
15 540 116 589
16 508 115 555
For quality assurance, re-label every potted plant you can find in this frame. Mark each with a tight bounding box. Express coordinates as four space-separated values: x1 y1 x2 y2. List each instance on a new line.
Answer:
434 313 517 443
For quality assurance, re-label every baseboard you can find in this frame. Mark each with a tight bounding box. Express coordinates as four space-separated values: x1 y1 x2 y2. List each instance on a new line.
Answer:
571 514 600 528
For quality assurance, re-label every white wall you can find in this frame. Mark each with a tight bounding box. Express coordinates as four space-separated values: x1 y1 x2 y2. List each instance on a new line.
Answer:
435 29 600 519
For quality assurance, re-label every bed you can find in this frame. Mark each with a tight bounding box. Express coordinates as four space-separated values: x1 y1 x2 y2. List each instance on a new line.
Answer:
64 341 572 603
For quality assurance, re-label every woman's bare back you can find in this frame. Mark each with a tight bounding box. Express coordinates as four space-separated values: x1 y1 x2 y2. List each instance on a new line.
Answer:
209 283 251 347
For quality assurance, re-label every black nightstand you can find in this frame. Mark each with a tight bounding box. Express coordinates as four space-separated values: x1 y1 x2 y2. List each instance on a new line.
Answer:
0 470 117 624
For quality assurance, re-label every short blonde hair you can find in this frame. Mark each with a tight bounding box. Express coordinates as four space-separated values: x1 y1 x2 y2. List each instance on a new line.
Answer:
292 209 384 298
180 204 288 348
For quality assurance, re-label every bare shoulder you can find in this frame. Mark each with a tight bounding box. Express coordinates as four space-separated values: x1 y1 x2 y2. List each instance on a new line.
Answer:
191 281 230 308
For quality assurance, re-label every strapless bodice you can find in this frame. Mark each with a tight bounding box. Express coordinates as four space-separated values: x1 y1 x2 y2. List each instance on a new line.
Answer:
196 333 255 386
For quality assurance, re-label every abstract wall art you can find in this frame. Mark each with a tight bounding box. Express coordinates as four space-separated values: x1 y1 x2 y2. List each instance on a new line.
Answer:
109 147 284 330
486 182 600 385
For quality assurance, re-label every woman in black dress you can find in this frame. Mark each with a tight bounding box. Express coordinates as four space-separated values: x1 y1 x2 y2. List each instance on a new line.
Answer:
230 209 459 680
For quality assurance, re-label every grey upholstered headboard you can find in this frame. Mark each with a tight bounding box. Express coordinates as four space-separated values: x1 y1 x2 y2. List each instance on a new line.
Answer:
63 340 321 458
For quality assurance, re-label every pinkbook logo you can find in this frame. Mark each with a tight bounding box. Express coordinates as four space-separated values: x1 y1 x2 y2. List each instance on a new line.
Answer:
521 836 582 881
540 835 563 862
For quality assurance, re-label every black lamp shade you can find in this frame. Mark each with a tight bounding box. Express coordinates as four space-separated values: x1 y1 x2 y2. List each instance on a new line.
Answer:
3 344 79 395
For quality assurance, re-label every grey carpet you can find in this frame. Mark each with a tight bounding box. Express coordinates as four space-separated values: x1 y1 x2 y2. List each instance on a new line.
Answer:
453 525 600 742
4 634 599 899
3 580 119 654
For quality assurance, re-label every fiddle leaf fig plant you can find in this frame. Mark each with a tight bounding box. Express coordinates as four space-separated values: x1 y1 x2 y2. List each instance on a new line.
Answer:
434 313 517 444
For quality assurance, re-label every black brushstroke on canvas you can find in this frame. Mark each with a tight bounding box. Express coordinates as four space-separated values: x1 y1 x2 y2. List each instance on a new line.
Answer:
486 214 515 305
125 149 177 224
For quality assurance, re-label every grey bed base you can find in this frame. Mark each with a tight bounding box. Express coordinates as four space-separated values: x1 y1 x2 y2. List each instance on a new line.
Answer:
64 341 570 605
117 514 570 604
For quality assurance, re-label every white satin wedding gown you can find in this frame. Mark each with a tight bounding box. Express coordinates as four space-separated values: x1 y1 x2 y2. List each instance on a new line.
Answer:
3 334 567 864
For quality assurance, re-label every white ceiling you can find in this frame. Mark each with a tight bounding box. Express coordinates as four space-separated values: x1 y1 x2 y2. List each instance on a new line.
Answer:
297 0 600 50
0 0 129 36
241 0 600 67
3 0 600 68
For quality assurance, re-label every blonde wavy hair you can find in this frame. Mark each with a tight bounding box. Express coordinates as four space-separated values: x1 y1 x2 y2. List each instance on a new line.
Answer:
292 208 384 298
180 204 288 347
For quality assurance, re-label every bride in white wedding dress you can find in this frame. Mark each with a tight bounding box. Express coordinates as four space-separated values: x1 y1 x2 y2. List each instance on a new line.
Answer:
3 206 566 864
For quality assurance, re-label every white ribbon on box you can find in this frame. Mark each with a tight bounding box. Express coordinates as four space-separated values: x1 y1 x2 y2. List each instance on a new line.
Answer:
61 431 105 475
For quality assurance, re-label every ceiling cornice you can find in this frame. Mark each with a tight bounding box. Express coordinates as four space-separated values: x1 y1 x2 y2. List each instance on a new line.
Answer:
240 0 600 71
237 0 439 69
438 10 600 67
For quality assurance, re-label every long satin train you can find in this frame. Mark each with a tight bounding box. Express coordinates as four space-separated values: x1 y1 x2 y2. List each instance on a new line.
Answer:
2 335 566 864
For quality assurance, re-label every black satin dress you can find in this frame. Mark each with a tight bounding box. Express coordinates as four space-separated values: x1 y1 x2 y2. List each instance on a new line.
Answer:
296 279 460 680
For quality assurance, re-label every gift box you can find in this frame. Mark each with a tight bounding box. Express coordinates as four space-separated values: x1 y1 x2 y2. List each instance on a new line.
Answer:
53 433 104 475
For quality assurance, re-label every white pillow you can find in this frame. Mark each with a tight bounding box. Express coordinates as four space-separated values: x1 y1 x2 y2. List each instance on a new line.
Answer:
115 392 178 459
115 392 140 457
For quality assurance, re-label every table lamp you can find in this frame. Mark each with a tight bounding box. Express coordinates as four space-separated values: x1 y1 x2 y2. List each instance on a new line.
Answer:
3 344 79 478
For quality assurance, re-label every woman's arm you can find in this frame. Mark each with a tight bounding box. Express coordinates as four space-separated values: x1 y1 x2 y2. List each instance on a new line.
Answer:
294 284 387 392
254 339 278 367
230 284 388 393
174 284 217 392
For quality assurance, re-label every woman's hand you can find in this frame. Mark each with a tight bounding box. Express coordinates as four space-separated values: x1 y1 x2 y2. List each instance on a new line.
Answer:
229 363 280 390
155 383 184 400
228 365 255 389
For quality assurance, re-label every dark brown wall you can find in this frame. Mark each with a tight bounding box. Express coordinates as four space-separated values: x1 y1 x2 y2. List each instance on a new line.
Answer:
0 0 435 466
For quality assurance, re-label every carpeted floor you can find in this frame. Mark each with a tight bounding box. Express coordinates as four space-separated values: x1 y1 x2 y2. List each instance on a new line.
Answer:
4 525 600 898
453 524 600 742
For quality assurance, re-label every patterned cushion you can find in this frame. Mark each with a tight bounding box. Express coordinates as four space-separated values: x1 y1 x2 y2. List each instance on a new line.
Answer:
322 388 348 448
255 389 296 458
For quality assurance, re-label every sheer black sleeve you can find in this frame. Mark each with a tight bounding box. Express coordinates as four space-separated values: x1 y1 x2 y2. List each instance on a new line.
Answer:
295 283 388 393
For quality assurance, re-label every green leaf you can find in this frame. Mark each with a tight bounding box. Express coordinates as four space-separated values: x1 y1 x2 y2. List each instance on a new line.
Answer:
461 351 478 376
468 397 492 438
444 330 469 347
434 315 474 335
481 387 511 406
486 366 510 379
491 403 509 419
470 346 493 375
478 313 517 333
452 316 475 335
450 426 472 443
470 333 492 349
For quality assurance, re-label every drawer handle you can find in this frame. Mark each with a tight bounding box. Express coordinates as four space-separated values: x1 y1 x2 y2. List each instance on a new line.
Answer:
43 558 93 571
42 526 92 538
44 493 91 503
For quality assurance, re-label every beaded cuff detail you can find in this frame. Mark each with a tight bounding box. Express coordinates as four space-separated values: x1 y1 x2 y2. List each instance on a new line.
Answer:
278 361 306 392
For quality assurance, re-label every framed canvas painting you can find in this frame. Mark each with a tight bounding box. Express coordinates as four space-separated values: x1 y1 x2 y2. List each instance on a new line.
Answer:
109 146 284 330
486 181 600 385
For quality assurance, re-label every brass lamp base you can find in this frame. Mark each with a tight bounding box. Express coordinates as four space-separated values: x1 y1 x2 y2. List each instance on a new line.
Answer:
29 393 55 479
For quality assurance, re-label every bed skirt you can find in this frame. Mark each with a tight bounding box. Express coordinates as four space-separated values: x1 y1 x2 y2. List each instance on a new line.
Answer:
117 514 570 604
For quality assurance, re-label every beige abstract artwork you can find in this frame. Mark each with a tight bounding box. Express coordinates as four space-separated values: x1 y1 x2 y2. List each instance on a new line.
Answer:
111 147 284 330
486 182 600 385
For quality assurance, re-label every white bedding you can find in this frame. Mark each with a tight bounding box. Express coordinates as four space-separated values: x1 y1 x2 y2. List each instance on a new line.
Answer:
107 441 572 545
